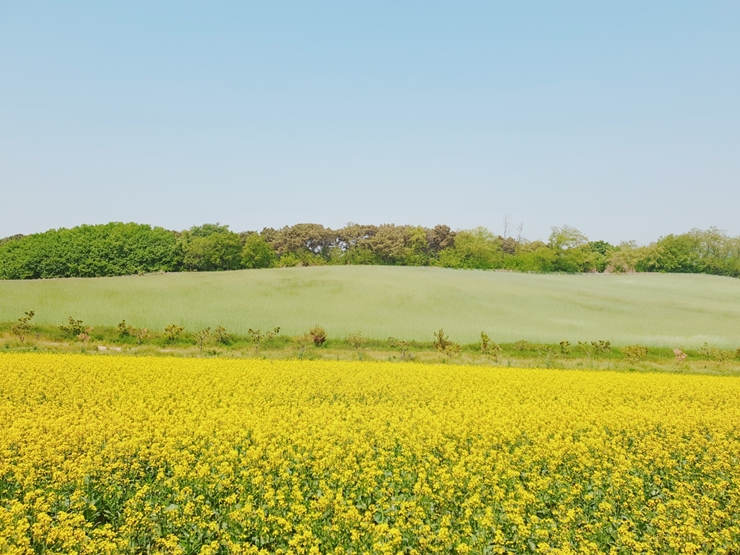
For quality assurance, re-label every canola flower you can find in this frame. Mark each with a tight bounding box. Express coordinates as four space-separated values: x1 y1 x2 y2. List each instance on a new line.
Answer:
1 354 739 554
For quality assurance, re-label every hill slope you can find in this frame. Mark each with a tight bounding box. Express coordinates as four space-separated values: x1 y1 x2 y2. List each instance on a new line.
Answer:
1 267 738 347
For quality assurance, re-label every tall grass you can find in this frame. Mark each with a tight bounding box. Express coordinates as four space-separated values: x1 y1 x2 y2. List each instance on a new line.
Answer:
1 266 739 347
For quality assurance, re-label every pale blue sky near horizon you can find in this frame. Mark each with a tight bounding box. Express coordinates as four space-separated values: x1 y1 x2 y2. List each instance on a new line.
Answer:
1 1 738 244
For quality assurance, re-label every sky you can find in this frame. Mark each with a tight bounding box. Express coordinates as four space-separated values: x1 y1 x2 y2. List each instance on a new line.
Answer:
1 1 739 244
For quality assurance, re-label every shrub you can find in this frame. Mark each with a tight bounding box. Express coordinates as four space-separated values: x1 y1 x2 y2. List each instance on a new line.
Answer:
591 340 611 354
134 328 151 345
117 320 134 338
622 345 648 363
195 327 211 351
699 342 733 362
346 332 366 350
388 337 410 360
577 341 591 353
513 340 534 352
59 316 86 337
164 324 184 342
480 332 490 353
480 332 501 359
559 340 571 354
213 326 229 345
309 326 327 347
433 329 461 357
11 311 34 343
247 327 281 352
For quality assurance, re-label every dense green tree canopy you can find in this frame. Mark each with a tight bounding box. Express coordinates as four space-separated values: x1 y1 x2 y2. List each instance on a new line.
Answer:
0 223 180 279
1 222 739 279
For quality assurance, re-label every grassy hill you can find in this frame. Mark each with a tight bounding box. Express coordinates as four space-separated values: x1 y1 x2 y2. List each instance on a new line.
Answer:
1 266 739 347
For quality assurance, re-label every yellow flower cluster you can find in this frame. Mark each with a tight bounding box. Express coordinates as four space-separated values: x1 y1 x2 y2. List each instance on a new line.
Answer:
1 353 739 554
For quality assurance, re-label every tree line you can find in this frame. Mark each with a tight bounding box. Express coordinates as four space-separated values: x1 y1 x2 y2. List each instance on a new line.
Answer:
1 221 739 279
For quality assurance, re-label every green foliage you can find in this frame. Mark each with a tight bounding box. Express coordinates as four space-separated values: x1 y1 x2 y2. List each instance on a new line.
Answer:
341 246 381 266
437 227 500 270
241 233 276 269
549 226 594 273
362 225 408 265
549 225 588 251
59 316 93 342
559 341 571 354
607 242 646 273
59 317 87 338
3 221 740 280
180 224 243 272
213 326 229 345
117 320 134 338
0 222 180 279
11 310 34 343
587 241 615 272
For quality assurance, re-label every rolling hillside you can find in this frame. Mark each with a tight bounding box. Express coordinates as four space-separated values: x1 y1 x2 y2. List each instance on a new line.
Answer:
1 266 739 347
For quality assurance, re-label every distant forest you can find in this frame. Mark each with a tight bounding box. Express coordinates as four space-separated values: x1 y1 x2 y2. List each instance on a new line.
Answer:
1 222 739 279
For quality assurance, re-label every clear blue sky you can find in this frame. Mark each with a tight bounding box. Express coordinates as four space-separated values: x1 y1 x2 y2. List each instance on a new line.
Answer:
1 1 738 243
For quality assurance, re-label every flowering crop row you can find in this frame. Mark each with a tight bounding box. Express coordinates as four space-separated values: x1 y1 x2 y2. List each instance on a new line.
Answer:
1 354 739 554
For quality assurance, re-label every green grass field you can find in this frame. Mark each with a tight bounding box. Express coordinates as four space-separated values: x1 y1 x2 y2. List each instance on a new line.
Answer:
1 266 739 347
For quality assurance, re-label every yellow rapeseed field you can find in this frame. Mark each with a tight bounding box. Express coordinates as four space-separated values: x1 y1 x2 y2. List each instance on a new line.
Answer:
1 354 739 554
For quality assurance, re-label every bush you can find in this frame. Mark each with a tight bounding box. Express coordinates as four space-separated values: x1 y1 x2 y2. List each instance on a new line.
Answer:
388 337 410 360
699 343 733 363
11 311 34 343
117 320 134 338
247 327 281 352
59 317 87 338
195 327 211 351
433 329 461 357
134 328 151 345
591 340 611 354
513 340 535 352
213 326 229 345
346 332 366 350
622 345 648 363
164 324 184 342
480 332 501 360
309 326 327 347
